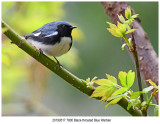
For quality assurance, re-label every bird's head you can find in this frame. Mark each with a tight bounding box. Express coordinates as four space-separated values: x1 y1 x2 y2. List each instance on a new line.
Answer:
56 21 77 37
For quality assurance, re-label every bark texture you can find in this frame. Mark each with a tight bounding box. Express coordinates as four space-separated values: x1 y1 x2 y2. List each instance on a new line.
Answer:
101 2 158 104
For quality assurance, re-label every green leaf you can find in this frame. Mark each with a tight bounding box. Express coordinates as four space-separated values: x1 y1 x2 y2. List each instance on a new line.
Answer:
91 79 117 99
106 74 117 83
117 22 126 34
91 76 98 81
142 86 154 93
131 14 139 19
90 79 118 101
115 28 124 37
105 97 123 109
130 91 142 99
107 22 124 38
128 19 133 26
94 79 116 86
118 71 127 87
90 85 109 97
118 70 135 88
154 105 159 116
86 78 90 83
107 28 122 37
112 87 128 96
125 7 132 19
86 76 98 88
121 43 126 51
99 87 117 101
127 70 135 88
118 14 125 23
107 22 117 29
124 23 130 30
107 92 127 101
125 29 136 34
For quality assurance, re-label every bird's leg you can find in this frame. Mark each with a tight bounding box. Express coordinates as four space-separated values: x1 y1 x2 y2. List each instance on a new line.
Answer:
54 57 61 70
18 38 25 48
18 40 23 47
38 49 43 56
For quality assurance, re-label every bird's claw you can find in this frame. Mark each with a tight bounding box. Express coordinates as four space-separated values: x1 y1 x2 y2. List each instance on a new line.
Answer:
56 62 62 71
18 39 24 48
38 49 43 56
54 57 62 71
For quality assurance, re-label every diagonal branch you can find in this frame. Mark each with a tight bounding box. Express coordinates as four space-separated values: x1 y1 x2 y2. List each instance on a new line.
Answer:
1 20 92 96
101 2 158 104
2 20 142 116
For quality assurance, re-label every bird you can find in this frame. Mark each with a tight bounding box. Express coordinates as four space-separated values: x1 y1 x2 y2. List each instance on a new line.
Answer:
24 21 77 67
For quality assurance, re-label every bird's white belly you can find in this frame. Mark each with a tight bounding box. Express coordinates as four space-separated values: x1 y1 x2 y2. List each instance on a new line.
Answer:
27 37 72 57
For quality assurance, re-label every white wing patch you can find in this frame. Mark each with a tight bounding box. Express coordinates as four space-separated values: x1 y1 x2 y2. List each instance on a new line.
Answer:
33 32 41 36
44 31 58 37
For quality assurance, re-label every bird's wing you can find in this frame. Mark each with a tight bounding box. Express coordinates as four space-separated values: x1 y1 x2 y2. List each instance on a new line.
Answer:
25 25 57 38
25 22 60 45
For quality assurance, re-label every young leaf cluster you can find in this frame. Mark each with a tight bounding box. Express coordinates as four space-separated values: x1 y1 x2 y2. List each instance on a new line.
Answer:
88 70 159 116
107 7 138 51
90 70 135 109
105 7 158 116
85 76 97 88
127 79 158 116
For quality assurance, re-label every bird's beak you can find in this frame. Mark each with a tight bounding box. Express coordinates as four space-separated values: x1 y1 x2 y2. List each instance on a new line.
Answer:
71 26 77 29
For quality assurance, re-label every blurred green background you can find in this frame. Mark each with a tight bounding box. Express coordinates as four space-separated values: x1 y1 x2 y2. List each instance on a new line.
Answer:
2 2 158 116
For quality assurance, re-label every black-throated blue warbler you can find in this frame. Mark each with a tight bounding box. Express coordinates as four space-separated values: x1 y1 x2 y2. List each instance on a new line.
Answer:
25 21 77 67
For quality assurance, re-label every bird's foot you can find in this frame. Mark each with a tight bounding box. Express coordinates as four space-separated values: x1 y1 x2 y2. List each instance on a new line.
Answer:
38 49 43 56
54 57 62 71
18 38 25 48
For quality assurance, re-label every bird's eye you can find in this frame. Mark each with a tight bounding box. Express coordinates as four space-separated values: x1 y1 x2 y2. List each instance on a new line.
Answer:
62 25 66 28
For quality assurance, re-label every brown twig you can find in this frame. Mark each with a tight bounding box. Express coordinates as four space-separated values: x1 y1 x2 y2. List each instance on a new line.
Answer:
101 2 158 104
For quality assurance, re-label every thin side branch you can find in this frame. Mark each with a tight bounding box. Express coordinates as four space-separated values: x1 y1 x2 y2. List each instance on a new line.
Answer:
2 20 142 116
101 2 158 104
